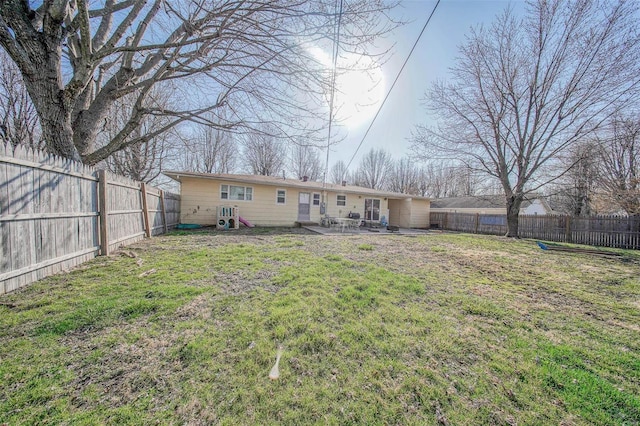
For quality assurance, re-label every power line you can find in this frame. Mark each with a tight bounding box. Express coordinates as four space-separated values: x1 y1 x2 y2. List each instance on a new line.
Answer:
344 0 441 175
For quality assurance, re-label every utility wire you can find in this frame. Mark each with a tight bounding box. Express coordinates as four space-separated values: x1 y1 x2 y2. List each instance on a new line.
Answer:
344 0 441 175
324 0 344 186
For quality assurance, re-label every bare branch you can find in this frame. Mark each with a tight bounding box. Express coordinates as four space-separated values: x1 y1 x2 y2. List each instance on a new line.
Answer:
0 0 399 164
411 0 640 235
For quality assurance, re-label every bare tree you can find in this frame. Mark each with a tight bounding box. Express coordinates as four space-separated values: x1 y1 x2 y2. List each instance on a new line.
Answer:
418 162 486 198
289 145 322 180
547 141 600 216
354 148 392 189
183 125 237 174
0 1 398 164
415 167 431 198
387 157 420 194
242 132 287 176
106 134 169 183
329 160 350 184
596 116 640 215
0 50 41 148
99 90 174 183
419 163 446 198
411 1 640 236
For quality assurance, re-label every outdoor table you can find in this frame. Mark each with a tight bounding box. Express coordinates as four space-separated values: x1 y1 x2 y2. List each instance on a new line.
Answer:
333 217 360 232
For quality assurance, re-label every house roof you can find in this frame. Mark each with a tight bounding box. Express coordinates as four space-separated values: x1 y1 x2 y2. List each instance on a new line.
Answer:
430 195 546 210
163 171 429 200
431 195 506 209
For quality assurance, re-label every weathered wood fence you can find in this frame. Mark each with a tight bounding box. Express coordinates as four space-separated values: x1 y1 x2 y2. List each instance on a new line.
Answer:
430 212 640 249
0 143 180 295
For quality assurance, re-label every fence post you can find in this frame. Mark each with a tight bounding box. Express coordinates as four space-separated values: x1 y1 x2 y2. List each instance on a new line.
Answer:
98 169 109 256
160 190 168 233
565 215 572 243
140 182 151 238
475 213 480 234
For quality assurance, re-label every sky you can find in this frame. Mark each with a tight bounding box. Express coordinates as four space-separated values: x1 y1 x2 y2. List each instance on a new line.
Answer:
327 0 525 171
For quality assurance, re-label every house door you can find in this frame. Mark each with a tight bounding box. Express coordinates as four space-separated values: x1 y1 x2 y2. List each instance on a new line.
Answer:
298 192 310 221
364 198 381 221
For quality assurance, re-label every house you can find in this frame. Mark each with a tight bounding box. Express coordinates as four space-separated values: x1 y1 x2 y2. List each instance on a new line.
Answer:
430 195 555 215
163 171 431 228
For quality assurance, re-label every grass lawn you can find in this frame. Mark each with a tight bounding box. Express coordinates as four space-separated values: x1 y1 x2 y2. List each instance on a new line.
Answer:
1 230 639 425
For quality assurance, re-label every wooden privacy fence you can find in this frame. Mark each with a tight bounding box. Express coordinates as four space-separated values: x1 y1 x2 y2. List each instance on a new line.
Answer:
430 212 640 249
0 143 180 295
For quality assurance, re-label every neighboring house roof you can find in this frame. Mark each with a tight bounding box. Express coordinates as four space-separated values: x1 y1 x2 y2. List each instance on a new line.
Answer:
431 195 506 209
430 195 553 212
163 171 429 200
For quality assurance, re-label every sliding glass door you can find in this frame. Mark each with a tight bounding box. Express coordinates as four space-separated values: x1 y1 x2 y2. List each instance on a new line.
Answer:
364 198 381 221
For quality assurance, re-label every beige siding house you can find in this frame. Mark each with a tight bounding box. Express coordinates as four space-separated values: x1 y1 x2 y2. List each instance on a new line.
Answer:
164 172 430 228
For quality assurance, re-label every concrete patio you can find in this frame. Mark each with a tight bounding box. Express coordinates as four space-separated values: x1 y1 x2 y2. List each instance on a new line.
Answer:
303 225 432 236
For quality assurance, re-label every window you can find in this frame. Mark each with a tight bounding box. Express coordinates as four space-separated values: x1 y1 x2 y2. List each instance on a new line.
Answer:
313 193 320 206
276 189 286 204
364 198 381 221
221 184 253 201
337 195 346 206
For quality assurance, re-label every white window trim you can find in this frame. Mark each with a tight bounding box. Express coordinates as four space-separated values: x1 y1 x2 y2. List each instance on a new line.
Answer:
276 188 286 205
337 194 347 206
312 193 321 206
220 184 253 202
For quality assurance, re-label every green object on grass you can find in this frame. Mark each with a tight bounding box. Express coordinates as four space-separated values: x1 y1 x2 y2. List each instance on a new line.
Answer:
175 223 202 229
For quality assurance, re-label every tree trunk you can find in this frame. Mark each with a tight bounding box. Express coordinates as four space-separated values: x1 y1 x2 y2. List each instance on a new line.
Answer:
28 83 80 161
505 195 523 238
0 0 81 161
